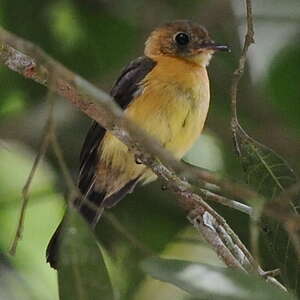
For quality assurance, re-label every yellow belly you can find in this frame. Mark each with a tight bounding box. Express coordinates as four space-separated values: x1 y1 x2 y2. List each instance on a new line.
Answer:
97 56 210 196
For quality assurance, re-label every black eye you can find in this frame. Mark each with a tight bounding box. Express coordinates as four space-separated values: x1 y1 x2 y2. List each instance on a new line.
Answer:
175 32 190 46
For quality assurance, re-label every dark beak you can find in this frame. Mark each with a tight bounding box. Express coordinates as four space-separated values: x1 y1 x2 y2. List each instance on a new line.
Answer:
198 41 230 52
210 44 231 52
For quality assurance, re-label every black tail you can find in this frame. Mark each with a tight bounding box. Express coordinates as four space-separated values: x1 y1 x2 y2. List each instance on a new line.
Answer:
46 221 63 269
46 178 139 269
46 121 141 269
46 186 105 269
46 188 106 270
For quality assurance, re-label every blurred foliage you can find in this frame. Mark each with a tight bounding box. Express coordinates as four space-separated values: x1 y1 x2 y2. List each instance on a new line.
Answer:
0 0 300 299
266 41 300 136
141 257 294 300
58 209 114 300
0 142 62 299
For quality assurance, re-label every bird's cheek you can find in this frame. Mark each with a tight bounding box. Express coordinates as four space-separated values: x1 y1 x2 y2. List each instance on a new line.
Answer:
188 51 213 67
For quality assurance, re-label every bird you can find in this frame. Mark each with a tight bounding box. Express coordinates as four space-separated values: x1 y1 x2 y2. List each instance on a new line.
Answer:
46 20 229 268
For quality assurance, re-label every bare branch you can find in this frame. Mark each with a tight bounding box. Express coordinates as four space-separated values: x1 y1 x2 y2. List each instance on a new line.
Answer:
9 100 54 255
199 188 252 215
229 0 259 261
230 0 255 123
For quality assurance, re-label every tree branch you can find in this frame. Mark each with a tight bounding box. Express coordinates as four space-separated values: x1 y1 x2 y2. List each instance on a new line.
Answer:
9 99 54 255
230 0 255 123
199 188 252 215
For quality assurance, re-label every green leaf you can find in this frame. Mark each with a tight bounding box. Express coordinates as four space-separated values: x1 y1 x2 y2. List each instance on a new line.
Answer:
232 123 297 198
57 208 115 300
232 121 300 295
141 257 293 300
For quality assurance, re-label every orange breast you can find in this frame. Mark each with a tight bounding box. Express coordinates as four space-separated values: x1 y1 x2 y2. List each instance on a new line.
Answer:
98 55 210 194
126 55 210 157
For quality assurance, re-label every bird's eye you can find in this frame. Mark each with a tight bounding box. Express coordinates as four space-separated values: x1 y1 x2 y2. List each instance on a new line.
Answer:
174 32 190 46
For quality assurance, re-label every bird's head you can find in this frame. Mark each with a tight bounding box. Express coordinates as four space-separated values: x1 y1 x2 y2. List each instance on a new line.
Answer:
145 20 229 67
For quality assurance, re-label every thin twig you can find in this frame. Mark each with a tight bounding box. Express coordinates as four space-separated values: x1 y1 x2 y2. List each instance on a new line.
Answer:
229 0 260 262
199 188 252 215
230 0 255 123
188 209 246 270
9 100 54 255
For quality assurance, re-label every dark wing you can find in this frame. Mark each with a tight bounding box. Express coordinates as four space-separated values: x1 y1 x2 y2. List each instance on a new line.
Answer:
77 56 157 220
46 56 157 269
78 56 156 177
110 56 156 108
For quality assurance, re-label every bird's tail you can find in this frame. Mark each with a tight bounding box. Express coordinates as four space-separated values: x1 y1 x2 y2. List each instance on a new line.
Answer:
46 220 63 269
46 178 139 269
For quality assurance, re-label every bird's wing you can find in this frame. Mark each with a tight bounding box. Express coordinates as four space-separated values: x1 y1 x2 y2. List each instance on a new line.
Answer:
46 57 157 269
77 56 157 221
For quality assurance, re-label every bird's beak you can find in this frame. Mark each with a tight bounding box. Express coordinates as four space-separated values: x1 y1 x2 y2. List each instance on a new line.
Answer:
196 41 231 53
209 44 230 52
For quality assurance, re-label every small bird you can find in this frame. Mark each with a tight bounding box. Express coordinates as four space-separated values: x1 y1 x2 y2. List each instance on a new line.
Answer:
47 20 229 268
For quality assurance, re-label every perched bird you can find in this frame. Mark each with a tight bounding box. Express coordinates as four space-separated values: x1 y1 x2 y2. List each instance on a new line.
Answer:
47 20 229 268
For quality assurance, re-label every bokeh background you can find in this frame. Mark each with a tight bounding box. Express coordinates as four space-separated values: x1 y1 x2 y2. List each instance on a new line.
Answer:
0 0 299 299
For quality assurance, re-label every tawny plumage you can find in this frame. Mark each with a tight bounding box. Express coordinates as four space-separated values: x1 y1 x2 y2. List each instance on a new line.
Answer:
47 20 229 269
99 56 210 196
